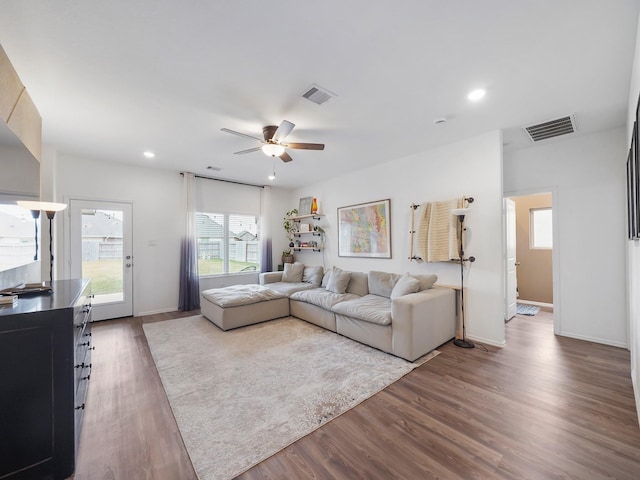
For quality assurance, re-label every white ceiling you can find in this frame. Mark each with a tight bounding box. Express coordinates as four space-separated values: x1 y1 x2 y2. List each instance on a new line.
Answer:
1 1 639 189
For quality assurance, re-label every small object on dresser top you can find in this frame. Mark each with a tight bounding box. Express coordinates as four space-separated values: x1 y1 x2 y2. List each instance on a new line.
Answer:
0 295 18 306
0 282 53 296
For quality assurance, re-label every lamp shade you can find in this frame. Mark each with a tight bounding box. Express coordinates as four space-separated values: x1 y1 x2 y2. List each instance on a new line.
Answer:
17 201 68 213
261 143 285 157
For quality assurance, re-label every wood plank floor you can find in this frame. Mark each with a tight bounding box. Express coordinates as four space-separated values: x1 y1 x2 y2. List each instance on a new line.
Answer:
73 311 640 479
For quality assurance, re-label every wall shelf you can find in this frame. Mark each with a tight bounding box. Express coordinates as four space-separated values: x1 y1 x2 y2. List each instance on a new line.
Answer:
290 213 324 221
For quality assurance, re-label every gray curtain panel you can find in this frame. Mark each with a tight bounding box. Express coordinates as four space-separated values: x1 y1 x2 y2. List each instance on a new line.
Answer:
178 172 200 310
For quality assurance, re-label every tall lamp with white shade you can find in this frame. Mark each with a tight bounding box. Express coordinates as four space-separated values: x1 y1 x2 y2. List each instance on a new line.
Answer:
452 202 476 349
17 200 68 284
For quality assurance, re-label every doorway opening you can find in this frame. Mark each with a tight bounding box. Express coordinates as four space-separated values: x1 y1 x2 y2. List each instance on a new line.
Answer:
505 192 555 324
68 199 133 321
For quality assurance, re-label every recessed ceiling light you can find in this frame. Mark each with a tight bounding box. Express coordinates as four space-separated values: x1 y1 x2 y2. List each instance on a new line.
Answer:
467 89 486 102
143 151 155 159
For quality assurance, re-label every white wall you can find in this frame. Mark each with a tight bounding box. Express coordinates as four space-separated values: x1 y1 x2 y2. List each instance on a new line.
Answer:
287 130 506 346
0 144 39 198
504 129 628 347
57 155 183 316
627 10 640 425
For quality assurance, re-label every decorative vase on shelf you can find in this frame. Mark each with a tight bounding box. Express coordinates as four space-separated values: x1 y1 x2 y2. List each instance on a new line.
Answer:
311 197 318 214
282 254 294 264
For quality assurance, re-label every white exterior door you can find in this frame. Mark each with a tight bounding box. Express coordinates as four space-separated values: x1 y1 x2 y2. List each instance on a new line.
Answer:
69 200 133 320
505 198 517 320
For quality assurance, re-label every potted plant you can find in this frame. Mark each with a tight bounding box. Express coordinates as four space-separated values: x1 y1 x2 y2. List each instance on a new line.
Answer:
282 249 294 264
283 208 298 247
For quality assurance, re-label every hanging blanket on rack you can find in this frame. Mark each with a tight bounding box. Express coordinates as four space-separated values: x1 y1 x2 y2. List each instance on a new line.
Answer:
415 197 463 262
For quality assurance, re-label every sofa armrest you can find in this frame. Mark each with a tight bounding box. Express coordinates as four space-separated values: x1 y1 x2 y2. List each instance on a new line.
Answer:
259 271 284 285
391 287 456 361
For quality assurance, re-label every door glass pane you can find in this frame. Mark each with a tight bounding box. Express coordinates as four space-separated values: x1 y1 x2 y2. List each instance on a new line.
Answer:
80 208 123 304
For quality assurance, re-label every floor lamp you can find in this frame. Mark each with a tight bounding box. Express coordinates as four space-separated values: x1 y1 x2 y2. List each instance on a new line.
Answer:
452 206 476 349
17 200 68 284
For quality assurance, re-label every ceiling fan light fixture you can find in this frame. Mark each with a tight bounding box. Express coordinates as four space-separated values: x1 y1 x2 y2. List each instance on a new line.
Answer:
261 143 285 157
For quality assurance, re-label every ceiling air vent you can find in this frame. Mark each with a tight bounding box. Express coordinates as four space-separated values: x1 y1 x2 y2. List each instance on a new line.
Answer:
523 114 578 142
302 84 336 105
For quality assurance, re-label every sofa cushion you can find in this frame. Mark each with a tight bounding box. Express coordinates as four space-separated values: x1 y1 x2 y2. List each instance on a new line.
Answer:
414 274 438 291
201 284 286 307
282 262 305 282
332 294 392 326
290 288 360 310
264 281 316 297
368 271 400 298
390 274 421 299
346 272 369 296
327 266 352 294
302 265 324 286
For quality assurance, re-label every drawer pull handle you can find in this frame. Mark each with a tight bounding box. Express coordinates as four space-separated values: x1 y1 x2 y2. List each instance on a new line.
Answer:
81 374 91 381
75 404 85 410
74 363 85 369
84 332 92 337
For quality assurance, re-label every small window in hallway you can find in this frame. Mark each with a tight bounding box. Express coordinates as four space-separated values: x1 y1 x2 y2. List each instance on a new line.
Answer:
531 208 552 249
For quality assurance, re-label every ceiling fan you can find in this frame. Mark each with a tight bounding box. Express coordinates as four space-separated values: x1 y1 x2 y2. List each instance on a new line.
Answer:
221 120 324 163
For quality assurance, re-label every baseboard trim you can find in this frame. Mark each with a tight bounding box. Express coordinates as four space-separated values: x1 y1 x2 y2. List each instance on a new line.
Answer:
557 330 628 349
518 299 553 308
466 334 506 348
137 307 180 317
633 366 640 428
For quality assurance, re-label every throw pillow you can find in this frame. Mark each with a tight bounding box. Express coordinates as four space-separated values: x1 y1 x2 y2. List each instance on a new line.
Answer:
390 273 421 299
326 266 352 294
346 272 369 296
302 265 324 286
368 271 400 297
322 269 332 288
414 274 438 291
282 262 305 283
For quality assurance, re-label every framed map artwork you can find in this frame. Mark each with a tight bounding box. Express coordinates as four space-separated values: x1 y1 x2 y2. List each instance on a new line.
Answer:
338 199 391 258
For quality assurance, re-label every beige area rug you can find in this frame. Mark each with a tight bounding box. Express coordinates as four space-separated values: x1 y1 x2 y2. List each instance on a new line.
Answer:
143 315 439 480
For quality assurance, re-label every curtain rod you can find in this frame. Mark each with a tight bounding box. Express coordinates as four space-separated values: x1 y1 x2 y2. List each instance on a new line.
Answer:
180 172 265 189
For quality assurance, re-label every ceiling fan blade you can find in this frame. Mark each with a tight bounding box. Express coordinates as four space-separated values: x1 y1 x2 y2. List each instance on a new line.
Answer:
285 142 325 150
234 146 262 155
279 151 293 163
221 128 264 143
273 120 295 142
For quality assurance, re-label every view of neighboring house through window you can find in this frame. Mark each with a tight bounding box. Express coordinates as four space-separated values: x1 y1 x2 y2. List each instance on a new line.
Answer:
196 212 259 275
531 207 553 249
0 203 39 271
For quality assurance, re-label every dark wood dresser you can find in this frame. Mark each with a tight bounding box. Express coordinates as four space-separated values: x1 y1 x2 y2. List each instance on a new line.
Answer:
0 279 93 480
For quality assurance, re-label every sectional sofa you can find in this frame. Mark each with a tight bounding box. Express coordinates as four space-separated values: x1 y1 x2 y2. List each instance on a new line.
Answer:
201 263 457 361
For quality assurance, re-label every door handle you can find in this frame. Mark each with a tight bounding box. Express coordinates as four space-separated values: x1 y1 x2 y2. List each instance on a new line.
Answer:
515 262 521 266
126 263 132 268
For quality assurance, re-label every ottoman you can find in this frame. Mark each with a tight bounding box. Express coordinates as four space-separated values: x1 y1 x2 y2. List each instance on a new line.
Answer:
200 284 289 331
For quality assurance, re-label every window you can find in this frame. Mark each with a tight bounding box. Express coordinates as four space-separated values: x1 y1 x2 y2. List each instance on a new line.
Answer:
196 212 259 275
530 208 552 249
0 203 39 271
